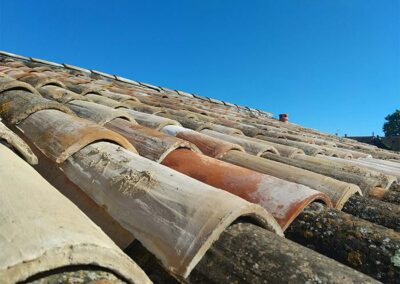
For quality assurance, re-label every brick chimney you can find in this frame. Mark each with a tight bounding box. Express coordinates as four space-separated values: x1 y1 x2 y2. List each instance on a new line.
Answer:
279 113 288 122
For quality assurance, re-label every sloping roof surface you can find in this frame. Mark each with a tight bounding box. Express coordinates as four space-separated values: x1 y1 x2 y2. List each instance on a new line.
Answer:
0 51 399 283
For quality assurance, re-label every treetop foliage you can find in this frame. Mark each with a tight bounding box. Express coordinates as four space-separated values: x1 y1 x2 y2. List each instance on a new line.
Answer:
383 109 400 137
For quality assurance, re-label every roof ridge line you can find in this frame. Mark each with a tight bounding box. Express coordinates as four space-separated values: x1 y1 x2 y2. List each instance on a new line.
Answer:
0 50 273 118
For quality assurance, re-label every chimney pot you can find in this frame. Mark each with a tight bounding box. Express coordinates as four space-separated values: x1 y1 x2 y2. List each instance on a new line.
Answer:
279 113 288 122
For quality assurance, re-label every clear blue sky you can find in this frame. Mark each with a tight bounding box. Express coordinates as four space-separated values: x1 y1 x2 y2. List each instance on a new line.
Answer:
0 1 399 136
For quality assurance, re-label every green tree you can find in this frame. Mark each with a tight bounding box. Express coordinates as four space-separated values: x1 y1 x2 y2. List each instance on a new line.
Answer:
383 109 400 137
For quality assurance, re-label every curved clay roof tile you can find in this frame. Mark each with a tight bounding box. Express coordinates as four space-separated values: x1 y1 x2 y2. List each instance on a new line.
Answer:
19 74 67 88
0 75 41 96
0 89 74 124
16 109 137 163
